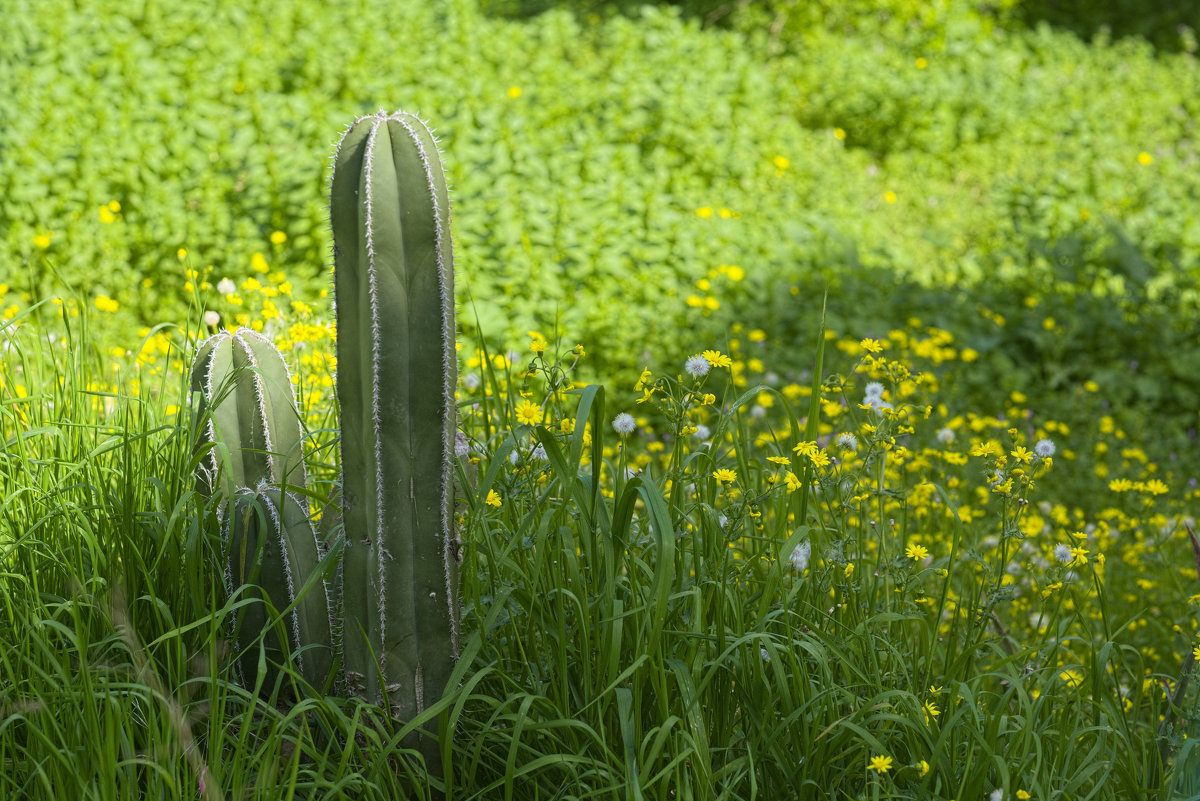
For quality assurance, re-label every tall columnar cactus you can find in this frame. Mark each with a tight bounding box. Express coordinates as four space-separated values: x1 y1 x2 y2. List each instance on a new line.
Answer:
329 110 459 727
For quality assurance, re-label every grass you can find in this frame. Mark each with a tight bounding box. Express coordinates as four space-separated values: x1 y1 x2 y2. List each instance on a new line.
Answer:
4 295 1200 799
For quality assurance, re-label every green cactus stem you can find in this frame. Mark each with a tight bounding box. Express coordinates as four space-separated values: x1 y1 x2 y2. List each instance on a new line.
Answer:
225 483 334 690
330 110 459 742
190 327 308 499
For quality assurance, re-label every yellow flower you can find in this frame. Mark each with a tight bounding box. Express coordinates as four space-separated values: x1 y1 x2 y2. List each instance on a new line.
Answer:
507 86 522 99
634 367 653 391
515 400 542 426
99 205 117 223
269 230 287 244
1192 644 1200 660
919 760 930 777
860 338 884 354
33 233 52 249
696 206 714 218
884 190 897 204
766 456 790 466
844 562 855 578
485 489 502 508
702 349 732 368
712 468 737 485
867 754 892 774
1059 669 1084 687
773 155 789 170
793 441 819 458
906 544 930 561
834 127 846 140
1017 792 1031 800
922 700 939 724
1137 151 1153 165
915 56 928 69
94 295 119 313
970 441 1002 459
784 472 802 492
1142 478 1168 496
529 335 548 355
1108 478 1134 492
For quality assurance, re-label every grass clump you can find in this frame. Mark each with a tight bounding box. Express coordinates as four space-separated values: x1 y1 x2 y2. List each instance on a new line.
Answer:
5 298 1200 798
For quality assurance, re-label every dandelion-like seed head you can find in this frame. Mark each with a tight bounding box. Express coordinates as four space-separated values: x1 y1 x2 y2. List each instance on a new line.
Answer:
865 396 893 414
684 354 710 378
864 381 885 399
789 541 811 572
694 424 711 440
612 412 636 436
1054 543 1073 564
936 427 955 444
216 278 236 296
836 432 859 451
1035 438 1056 458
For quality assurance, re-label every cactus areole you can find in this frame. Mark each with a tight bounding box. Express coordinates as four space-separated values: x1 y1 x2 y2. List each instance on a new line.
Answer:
330 110 460 723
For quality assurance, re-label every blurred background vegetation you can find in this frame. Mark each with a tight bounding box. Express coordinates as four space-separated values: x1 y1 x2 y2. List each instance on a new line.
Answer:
3 0 1198 480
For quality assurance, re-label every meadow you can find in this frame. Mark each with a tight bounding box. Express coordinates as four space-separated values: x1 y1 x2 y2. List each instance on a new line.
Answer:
3 0 1200 798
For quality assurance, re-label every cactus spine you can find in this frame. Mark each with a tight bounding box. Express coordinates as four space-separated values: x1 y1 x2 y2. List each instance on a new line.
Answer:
330 110 459 725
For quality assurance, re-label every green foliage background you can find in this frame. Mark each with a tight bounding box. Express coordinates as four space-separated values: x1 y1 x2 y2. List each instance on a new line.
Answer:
3 0 1199 465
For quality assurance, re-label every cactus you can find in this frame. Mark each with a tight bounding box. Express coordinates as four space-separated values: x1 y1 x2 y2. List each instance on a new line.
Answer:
190 328 308 499
191 110 460 778
225 483 335 690
330 110 459 735
191 328 333 689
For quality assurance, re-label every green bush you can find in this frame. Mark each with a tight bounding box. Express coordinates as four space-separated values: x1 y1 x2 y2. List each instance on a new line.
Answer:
3 0 1198 500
